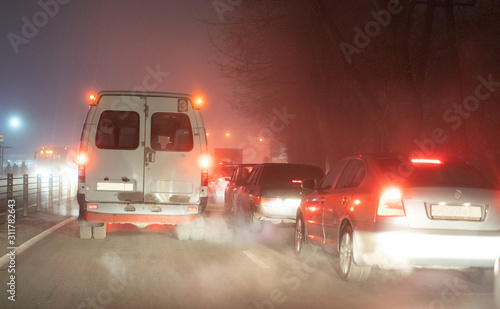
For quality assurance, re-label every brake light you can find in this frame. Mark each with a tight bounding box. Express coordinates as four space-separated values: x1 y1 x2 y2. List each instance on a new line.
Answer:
377 188 405 216
411 158 442 164
78 152 87 183
202 170 208 186
199 155 209 187
88 204 98 210
78 153 88 166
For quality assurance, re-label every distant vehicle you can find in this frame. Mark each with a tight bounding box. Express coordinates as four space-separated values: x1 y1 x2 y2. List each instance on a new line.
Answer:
77 91 209 240
237 163 323 230
224 163 256 216
35 146 77 178
295 154 500 282
209 163 236 204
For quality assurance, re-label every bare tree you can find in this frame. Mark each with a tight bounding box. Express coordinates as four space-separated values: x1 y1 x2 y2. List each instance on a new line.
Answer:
208 0 500 176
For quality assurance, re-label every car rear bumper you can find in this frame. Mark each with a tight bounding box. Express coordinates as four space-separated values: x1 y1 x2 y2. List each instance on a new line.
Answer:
256 204 298 221
354 228 500 268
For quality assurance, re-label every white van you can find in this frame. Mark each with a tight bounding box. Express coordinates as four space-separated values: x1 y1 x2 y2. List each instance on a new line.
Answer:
77 91 209 240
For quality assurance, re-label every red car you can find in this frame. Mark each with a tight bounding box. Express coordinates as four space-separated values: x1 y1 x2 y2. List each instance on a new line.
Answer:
295 154 500 281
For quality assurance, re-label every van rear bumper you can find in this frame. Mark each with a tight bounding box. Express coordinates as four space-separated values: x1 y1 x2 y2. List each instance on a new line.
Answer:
82 211 199 225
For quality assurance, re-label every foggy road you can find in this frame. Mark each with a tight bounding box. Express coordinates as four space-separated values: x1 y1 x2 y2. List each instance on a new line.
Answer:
0 202 496 309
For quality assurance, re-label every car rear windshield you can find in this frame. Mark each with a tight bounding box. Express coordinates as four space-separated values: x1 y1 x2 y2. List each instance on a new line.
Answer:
378 158 495 189
260 165 323 187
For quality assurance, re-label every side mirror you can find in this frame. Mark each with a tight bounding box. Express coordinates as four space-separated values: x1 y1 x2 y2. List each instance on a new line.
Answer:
301 178 316 190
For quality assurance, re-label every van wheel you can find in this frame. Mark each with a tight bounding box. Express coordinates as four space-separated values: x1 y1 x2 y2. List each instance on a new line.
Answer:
338 225 371 281
93 224 107 239
79 226 92 239
176 223 191 240
190 217 205 241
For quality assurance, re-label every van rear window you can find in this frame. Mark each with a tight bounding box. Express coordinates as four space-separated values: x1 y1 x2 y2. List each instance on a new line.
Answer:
151 113 193 151
95 111 140 150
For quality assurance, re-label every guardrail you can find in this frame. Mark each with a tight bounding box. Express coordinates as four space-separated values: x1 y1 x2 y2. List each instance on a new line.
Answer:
0 173 77 223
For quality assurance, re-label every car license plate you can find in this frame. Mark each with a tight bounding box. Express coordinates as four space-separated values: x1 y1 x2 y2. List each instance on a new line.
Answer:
430 205 482 220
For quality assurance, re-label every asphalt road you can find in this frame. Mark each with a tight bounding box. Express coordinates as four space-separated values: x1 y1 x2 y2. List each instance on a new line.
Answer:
0 201 496 309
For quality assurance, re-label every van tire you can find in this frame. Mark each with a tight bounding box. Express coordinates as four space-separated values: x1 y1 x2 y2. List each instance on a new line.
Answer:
176 223 191 240
190 217 205 241
93 224 107 239
79 226 92 239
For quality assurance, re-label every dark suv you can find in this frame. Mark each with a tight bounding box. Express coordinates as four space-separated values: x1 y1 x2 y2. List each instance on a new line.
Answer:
236 163 323 230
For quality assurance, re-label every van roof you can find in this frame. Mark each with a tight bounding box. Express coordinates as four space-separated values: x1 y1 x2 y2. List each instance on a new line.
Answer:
97 91 193 99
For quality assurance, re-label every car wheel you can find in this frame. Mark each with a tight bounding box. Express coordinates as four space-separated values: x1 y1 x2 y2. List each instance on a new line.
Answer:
176 223 191 240
294 213 307 255
93 224 107 239
235 204 246 226
190 216 205 241
79 226 92 239
252 213 262 232
339 225 371 281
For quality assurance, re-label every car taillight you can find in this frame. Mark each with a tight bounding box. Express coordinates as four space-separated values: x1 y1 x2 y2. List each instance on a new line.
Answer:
377 188 405 216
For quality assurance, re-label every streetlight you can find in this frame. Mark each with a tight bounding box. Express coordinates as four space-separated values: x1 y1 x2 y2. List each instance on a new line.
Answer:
9 116 21 129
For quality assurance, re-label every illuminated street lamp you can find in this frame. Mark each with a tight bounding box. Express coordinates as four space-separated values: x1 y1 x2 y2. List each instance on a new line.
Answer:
9 116 21 129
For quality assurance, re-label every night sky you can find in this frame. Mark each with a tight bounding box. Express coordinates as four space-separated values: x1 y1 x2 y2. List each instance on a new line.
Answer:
0 0 244 161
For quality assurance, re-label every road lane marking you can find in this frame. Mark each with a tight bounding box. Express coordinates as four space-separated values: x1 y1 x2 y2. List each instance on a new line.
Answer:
0 216 76 267
243 250 270 269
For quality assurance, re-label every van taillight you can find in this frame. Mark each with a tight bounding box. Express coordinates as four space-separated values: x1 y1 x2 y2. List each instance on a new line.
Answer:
377 188 405 216
202 170 208 186
199 155 209 186
78 152 87 182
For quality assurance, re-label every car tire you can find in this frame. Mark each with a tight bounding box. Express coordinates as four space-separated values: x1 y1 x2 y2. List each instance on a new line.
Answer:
190 216 205 241
235 203 247 227
79 226 92 239
252 213 262 232
338 225 371 281
294 212 308 255
93 224 107 239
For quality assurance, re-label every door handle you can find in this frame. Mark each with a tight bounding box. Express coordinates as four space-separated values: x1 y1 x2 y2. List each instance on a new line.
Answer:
148 152 155 163
342 196 347 205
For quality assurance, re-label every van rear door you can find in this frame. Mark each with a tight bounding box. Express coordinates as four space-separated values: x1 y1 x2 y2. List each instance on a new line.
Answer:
143 95 203 206
85 94 146 203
